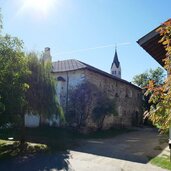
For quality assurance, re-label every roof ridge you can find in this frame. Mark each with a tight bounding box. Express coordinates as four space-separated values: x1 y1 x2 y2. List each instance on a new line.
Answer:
52 59 140 90
69 60 140 90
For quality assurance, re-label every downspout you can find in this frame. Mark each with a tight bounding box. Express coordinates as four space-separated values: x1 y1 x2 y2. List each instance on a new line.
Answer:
66 72 69 114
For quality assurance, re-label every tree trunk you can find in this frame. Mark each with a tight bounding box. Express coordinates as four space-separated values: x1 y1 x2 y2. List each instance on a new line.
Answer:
97 115 106 130
19 113 26 153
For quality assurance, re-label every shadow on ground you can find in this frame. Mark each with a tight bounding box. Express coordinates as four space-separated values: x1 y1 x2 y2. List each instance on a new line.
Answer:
0 127 78 171
72 127 168 164
0 152 72 171
0 127 168 170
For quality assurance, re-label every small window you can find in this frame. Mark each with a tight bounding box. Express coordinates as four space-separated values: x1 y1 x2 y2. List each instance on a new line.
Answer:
115 93 119 97
129 90 132 97
57 76 65 81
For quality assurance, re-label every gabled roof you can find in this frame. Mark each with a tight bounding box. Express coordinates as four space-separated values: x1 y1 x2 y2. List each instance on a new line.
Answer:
52 59 141 90
52 59 86 72
111 49 120 68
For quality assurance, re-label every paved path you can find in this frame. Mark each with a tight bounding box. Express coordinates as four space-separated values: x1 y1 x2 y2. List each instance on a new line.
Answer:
68 127 169 171
0 127 169 171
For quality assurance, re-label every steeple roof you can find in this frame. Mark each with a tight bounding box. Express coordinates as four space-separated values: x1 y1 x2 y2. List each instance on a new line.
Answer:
111 48 120 68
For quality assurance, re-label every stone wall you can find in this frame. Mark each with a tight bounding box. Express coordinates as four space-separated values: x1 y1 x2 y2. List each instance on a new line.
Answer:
84 69 142 129
52 68 142 130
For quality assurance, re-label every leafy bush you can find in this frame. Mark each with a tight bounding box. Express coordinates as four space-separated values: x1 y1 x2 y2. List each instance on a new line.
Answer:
67 81 117 129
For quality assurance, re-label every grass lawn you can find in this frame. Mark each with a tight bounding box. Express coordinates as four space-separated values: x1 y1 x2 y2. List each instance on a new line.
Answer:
148 133 171 171
0 127 131 159
150 155 171 171
0 139 47 160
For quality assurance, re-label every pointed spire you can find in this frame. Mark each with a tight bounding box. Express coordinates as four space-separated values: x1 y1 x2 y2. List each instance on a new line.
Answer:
111 46 121 78
111 46 120 68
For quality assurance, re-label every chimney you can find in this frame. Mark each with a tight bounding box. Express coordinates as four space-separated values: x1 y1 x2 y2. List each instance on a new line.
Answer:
43 47 52 62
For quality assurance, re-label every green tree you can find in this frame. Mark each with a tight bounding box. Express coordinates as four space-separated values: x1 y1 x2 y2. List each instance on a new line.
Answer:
0 13 62 149
0 34 29 126
132 67 165 115
132 67 165 88
25 52 62 123
145 19 171 133
67 82 96 128
92 93 117 130
67 82 116 130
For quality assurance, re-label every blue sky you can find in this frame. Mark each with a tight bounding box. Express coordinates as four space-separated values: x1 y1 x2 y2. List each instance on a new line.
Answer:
0 0 170 81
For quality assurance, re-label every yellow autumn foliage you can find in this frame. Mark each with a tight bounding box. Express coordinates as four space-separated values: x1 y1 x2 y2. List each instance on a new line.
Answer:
146 19 171 133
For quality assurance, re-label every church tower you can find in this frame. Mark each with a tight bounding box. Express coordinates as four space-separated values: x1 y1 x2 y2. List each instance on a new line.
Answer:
111 48 121 78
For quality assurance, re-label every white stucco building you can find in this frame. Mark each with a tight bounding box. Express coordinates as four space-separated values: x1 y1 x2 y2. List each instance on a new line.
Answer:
25 47 142 129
